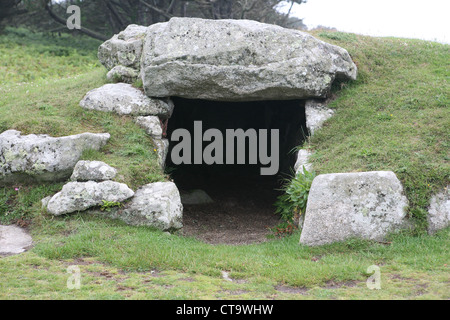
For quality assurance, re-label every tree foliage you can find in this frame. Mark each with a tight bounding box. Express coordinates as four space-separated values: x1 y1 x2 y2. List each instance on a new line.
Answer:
1 0 306 39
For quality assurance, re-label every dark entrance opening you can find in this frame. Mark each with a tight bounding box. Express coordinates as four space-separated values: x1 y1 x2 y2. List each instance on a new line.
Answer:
166 98 308 244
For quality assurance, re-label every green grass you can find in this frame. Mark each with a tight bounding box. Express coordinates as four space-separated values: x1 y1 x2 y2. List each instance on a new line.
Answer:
0 28 449 299
0 27 101 85
307 31 450 233
0 214 448 299
0 70 166 191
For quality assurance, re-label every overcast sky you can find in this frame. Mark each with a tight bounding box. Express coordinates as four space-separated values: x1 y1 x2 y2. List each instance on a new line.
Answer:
277 0 449 44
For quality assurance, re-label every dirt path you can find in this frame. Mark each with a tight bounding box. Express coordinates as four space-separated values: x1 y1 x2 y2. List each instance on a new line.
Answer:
176 169 284 245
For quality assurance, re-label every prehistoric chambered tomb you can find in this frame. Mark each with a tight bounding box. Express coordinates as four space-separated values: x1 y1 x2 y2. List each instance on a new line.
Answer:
97 19 356 173
5 17 447 246
83 17 359 238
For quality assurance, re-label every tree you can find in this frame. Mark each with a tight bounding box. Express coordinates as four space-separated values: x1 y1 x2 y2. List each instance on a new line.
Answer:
0 0 26 24
2 0 306 40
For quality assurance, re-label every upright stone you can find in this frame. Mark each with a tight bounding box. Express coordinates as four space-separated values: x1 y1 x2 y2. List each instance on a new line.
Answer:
305 99 335 135
107 182 183 231
294 149 313 175
427 186 449 235
300 171 411 246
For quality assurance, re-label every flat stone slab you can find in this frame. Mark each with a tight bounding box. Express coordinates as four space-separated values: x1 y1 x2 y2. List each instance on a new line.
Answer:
79 83 174 117
0 130 110 185
300 171 411 246
46 181 135 216
139 18 357 101
0 225 33 256
70 160 117 182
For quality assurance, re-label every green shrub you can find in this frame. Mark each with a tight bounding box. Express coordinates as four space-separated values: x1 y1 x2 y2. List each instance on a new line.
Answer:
274 166 316 224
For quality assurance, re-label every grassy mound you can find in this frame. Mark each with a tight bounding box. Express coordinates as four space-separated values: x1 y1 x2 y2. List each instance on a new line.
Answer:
0 28 166 224
306 31 449 232
0 28 448 299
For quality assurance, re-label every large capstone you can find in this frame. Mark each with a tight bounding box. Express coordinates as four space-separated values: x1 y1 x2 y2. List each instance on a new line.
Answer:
98 18 357 101
0 130 110 185
139 18 357 101
300 171 411 246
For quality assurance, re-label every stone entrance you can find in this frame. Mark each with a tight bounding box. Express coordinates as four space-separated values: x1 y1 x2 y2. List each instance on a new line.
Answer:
164 98 308 243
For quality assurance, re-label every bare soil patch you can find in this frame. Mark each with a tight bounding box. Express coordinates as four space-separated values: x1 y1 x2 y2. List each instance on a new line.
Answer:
177 170 284 245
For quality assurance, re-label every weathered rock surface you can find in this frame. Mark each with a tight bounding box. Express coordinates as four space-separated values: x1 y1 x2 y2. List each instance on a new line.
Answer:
41 196 51 209
305 99 335 135
106 65 139 84
0 130 110 185
139 18 357 101
106 182 183 231
0 225 33 255
294 149 312 175
153 138 169 168
427 186 449 235
46 181 134 216
135 116 163 139
98 24 147 70
79 83 174 117
70 160 117 182
300 171 411 246
180 189 214 205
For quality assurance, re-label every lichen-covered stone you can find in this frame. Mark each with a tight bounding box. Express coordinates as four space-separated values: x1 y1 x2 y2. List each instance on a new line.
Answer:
79 83 174 117
106 65 139 84
305 99 335 135
139 18 357 101
153 138 169 169
135 116 163 139
46 181 134 216
104 182 183 231
70 160 117 182
300 171 411 246
0 225 33 255
98 24 147 70
427 186 449 235
0 130 110 185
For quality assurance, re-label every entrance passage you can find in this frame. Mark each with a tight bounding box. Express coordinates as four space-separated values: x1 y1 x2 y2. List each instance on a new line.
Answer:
166 98 308 244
